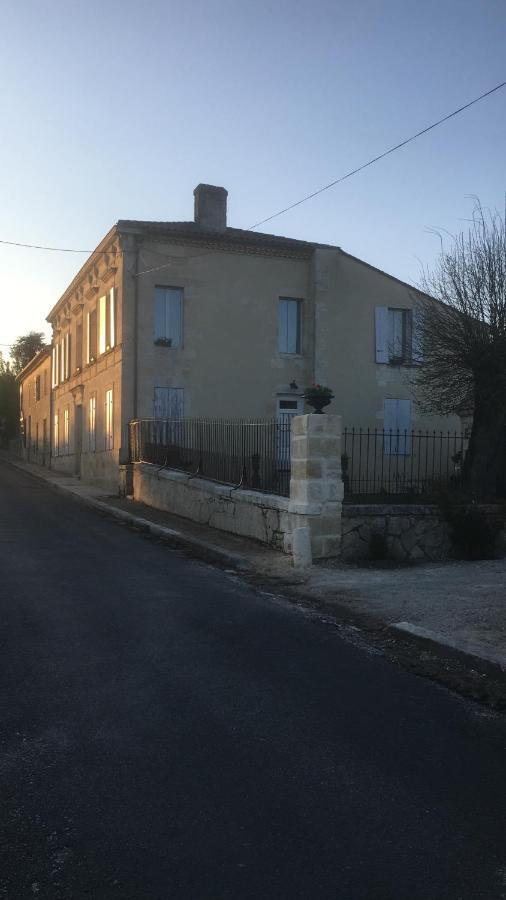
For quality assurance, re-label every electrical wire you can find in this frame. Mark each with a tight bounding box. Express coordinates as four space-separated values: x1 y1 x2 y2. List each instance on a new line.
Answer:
1 79 505 254
248 80 506 229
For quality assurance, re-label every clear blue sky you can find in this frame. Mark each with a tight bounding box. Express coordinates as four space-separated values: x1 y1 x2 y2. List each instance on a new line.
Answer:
1 0 505 353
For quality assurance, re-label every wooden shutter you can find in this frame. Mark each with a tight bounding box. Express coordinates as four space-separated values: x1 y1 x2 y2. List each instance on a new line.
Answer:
89 309 97 360
76 322 83 370
278 299 288 352
154 289 166 340
109 287 116 349
375 307 389 363
98 295 107 355
167 289 183 347
384 399 411 454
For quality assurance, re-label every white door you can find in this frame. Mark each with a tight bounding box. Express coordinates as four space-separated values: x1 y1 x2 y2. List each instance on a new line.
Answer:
276 396 303 467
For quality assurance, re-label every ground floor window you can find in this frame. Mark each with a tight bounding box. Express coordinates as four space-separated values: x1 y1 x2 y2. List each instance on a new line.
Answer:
63 407 70 455
88 395 96 452
105 389 113 450
53 413 59 457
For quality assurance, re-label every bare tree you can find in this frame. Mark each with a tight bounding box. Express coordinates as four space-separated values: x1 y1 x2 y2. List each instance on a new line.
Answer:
416 200 506 498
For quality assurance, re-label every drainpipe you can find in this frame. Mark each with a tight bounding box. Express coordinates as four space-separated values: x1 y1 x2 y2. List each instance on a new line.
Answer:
133 240 140 419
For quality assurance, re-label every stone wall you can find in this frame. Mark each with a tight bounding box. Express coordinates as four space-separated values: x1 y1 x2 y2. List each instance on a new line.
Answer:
342 503 506 563
342 504 452 562
132 463 292 550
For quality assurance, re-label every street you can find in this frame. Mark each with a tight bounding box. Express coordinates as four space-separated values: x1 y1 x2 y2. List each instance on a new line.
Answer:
1 462 505 900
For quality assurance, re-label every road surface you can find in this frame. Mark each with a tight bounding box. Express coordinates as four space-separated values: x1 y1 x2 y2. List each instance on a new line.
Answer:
1 462 505 899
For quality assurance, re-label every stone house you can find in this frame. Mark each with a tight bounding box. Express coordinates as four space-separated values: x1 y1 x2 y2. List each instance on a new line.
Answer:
17 348 51 465
22 183 459 492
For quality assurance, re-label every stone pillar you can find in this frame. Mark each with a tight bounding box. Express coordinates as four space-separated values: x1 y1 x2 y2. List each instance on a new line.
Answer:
288 414 343 559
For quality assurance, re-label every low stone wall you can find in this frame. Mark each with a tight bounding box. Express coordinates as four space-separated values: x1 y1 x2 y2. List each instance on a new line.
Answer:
342 503 506 563
132 462 293 551
342 504 453 563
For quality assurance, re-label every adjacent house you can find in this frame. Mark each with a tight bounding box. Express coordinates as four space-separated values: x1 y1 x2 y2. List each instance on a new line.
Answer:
20 183 459 493
17 347 51 466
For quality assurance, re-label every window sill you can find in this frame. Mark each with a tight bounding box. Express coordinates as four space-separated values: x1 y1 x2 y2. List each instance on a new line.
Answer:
278 352 304 359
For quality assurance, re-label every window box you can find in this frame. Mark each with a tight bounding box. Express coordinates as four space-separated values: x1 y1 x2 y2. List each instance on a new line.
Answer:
154 337 173 347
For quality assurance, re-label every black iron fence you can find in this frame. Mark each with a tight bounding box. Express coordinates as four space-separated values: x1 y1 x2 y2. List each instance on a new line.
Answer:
129 417 292 497
342 427 468 499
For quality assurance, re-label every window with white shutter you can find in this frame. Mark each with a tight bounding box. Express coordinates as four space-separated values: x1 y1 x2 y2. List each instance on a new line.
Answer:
154 287 183 346
153 387 184 418
278 298 302 354
383 399 411 455
88 395 96 452
104 389 113 450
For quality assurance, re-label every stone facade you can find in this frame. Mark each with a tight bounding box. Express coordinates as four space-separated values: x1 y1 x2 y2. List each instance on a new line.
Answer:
17 348 51 467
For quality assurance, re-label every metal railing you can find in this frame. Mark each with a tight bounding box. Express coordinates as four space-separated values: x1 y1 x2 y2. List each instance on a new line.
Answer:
129 417 292 497
342 428 468 499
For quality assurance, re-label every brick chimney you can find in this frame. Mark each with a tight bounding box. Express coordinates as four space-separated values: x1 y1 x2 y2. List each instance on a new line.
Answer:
193 184 228 231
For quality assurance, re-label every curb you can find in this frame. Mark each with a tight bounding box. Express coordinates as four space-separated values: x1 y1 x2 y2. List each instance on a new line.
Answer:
1 456 252 572
390 621 506 673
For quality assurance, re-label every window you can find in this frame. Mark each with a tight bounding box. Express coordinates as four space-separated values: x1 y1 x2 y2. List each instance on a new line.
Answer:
383 399 411 455
375 306 423 365
153 387 184 418
76 321 83 370
104 389 113 450
35 375 41 402
98 288 116 355
52 344 59 388
86 308 98 363
43 369 48 396
88 395 96 452
278 298 302 354
154 287 183 346
53 412 59 456
59 333 70 381
63 408 70 455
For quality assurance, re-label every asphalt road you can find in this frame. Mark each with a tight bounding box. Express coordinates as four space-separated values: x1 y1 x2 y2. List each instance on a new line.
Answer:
1 463 506 900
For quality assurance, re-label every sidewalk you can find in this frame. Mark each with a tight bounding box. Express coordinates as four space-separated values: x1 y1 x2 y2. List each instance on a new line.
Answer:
3 455 506 677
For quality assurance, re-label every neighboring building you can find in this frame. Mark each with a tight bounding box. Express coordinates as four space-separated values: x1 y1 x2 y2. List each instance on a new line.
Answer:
21 183 458 492
17 348 51 465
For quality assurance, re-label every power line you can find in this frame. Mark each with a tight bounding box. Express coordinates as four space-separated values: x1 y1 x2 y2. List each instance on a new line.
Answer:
248 79 506 230
1 78 505 254
0 238 92 252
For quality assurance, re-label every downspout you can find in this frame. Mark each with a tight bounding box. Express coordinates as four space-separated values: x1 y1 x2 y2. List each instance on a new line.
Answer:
133 239 140 419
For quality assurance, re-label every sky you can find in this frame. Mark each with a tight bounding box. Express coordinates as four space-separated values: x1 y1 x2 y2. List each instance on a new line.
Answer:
0 0 505 355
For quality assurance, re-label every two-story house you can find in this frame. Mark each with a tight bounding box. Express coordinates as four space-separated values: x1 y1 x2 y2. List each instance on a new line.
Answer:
17 347 51 465
32 183 457 492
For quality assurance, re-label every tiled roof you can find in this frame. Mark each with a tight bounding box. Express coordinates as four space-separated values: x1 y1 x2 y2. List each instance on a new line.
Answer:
116 220 339 258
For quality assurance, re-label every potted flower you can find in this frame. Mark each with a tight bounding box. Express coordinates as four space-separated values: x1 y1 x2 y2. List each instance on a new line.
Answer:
303 383 334 414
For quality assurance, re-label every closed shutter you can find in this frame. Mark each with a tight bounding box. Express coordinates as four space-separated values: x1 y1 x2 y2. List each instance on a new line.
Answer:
99 295 107 355
154 289 166 340
167 289 182 347
375 307 389 363
109 288 116 349
384 399 411 455
154 387 184 418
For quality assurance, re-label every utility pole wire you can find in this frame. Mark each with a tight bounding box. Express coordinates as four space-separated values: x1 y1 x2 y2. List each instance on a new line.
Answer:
248 80 506 230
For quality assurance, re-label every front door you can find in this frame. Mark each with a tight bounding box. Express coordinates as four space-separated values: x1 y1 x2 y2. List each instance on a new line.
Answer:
276 395 303 467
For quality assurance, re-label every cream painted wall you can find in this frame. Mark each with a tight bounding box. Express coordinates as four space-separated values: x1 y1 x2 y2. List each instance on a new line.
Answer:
134 241 313 420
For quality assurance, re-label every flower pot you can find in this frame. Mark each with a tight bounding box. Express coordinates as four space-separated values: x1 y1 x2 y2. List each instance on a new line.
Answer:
306 396 331 414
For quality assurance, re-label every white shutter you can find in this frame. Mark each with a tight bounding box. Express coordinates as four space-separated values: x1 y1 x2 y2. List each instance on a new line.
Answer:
287 301 298 353
154 289 166 340
168 289 182 347
154 387 184 418
109 288 116 348
278 299 288 353
60 339 65 382
98 295 107 355
412 305 423 364
384 399 411 455
65 333 70 379
375 307 389 363
86 312 90 364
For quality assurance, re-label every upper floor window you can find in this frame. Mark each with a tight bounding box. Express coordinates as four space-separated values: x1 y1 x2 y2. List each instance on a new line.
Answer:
59 333 70 382
154 287 183 347
375 306 422 365
86 308 98 364
278 298 302 354
35 375 41 402
98 288 116 356
88 394 96 452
